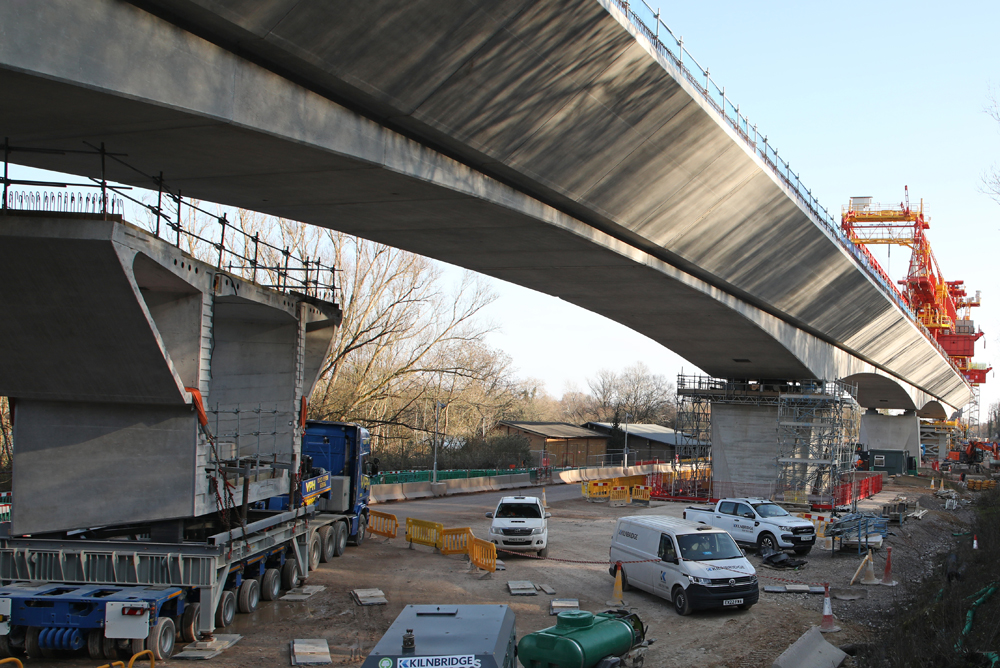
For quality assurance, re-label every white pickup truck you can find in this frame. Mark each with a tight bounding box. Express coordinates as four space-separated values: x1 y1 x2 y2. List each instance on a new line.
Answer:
683 498 817 555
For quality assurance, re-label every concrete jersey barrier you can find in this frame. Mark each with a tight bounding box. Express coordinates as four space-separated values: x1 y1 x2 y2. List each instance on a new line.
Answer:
370 483 406 504
401 481 434 500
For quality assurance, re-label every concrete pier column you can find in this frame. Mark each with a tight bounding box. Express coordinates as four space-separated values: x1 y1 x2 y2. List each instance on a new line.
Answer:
859 409 920 460
710 403 780 499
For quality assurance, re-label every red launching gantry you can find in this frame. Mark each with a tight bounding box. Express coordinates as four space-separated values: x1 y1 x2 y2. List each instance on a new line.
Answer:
841 187 991 386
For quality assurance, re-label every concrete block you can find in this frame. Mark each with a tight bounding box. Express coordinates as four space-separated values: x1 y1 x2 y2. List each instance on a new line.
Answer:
510 473 531 488
430 482 447 497
371 484 406 503
401 482 433 500
772 627 847 668
492 475 513 489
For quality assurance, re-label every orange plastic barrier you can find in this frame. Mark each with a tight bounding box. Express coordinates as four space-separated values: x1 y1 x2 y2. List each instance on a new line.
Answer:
469 536 497 572
440 527 473 555
368 510 399 539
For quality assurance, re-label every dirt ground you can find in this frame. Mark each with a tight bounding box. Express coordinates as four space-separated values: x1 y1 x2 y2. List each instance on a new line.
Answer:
28 475 976 668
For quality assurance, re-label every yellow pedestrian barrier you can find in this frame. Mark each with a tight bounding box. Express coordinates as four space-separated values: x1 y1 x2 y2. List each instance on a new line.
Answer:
581 482 590 497
612 475 647 489
610 486 631 507
405 517 443 550
587 481 612 499
469 536 497 572
368 510 399 539
631 485 651 504
440 527 473 555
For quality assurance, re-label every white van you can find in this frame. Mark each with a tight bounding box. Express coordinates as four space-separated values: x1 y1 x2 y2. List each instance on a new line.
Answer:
485 495 551 557
609 516 758 615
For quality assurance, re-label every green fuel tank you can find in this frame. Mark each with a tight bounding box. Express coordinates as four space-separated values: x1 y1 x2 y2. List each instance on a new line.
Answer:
517 610 640 668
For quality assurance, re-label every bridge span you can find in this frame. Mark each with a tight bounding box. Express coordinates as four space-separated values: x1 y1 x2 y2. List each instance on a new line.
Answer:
0 0 973 421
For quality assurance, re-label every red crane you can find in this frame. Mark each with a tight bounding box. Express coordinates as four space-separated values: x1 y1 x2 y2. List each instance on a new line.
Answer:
841 187 990 385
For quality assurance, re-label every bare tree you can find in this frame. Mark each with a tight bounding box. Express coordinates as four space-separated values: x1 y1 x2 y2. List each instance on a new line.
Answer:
583 362 676 426
983 86 1000 204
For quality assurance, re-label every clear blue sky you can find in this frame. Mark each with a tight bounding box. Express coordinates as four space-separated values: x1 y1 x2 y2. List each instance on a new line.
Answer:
8 2 1000 415
475 1 1000 415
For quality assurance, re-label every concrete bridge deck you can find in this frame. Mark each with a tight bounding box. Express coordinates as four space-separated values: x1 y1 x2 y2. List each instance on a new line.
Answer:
0 0 971 411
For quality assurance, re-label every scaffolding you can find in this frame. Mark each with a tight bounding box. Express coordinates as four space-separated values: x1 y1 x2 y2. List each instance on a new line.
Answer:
964 386 982 438
776 380 860 505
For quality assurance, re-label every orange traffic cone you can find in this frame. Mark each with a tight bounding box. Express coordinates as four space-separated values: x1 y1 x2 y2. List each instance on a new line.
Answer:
973 534 979 550
881 546 898 586
542 487 548 509
929 477 936 490
606 562 626 607
819 583 841 633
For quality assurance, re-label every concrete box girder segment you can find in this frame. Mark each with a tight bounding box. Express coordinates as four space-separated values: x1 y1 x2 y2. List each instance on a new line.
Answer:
0 0 971 409
0 216 340 535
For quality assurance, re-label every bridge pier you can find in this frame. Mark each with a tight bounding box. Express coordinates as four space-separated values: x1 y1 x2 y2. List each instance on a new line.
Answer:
859 409 920 463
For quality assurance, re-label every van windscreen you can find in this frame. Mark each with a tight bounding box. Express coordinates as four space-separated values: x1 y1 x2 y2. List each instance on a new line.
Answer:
677 532 743 561
496 503 541 519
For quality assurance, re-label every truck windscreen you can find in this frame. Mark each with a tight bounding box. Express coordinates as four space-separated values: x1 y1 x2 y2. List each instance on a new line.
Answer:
677 533 743 561
496 503 541 519
751 503 789 518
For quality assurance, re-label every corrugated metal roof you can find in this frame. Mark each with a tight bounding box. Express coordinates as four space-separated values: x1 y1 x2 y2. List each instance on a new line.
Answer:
498 421 607 440
584 422 681 445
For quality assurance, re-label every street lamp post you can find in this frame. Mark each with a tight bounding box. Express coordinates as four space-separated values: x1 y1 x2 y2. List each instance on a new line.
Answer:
624 412 632 469
433 401 446 484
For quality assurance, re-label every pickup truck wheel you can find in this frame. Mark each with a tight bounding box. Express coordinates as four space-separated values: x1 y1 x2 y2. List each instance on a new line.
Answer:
332 522 347 557
146 617 175 661
281 559 300 590
757 533 778 552
238 578 260 613
351 514 367 546
261 568 282 601
309 533 322 571
537 546 549 558
87 629 104 659
318 526 334 562
181 602 201 642
794 546 812 555
215 590 237 628
672 586 692 616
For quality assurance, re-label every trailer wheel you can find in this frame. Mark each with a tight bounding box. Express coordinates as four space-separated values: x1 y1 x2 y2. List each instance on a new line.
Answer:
281 559 300 590
261 568 282 601
332 522 347 557
87 629 105 659
238 578 260 614
351 514 367 546
24 627 41 659
215 590 237 628
129 638 146 657
318 526 334 562
181 602 201 643
146 617 175 661
0 628 24 658
309 533 322 572
102 637 119 660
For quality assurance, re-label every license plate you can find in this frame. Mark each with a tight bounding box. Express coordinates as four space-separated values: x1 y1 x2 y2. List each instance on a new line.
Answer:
803 536 815 542
723 598 743 606
506 539 528 544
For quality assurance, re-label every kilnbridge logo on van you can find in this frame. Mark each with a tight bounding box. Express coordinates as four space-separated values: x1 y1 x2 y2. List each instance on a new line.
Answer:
618 529 638 540
381 656 483 668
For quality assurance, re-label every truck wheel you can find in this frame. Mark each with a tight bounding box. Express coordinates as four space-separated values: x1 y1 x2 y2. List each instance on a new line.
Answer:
794 546 812 556
672 586 692 616
146 617 175 661
281 559 300 590
215 590 237 628
181 602 201 642
87 629 104 659
332 523 347 557
261 568 282 601
757 533 778 552
129 638 146 657
318 526 334 562
238 578 260 614
350 514 367 546
309 533 322 571
24 628 41 659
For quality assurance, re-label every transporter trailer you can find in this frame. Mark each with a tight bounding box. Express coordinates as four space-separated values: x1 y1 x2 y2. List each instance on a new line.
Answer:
0 422 371 661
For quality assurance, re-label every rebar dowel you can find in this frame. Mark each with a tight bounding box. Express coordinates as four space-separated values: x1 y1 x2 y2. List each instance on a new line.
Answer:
281 248 290 292
176 191 182 247
252 233 259 284
154 172 163 237
100 142 107 220
3 137 8 212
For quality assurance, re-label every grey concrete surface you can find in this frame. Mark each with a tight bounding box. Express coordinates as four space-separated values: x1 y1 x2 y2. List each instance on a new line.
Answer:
859 410 921 460
0 0 971 410
711 404 781 491
0 216 340 533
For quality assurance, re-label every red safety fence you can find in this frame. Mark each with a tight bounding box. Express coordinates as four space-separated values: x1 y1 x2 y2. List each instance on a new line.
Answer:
830 472 884 509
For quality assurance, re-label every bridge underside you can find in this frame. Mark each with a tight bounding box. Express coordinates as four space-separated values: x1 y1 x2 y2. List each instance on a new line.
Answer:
0 0 970 412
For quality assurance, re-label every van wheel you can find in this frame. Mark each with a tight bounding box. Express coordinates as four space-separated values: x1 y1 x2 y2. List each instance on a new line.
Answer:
617 565 632 591
757 533 778 552
672 586 692 616
794 546 812 555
